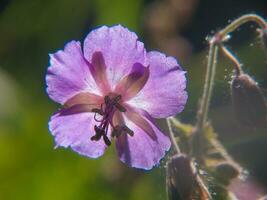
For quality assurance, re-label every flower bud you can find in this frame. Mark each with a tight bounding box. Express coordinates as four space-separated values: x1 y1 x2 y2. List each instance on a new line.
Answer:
166 154 211 200
213 162 239 186
231 73 267 127
166 154 195 200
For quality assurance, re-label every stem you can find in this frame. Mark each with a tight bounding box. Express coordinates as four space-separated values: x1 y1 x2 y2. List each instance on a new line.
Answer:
209 137 243 174
190 41 219 163
219 45 242 75
167 118 181 154
196 174 212 200
195 14 267 144
196 42 219 130
219 14 267 38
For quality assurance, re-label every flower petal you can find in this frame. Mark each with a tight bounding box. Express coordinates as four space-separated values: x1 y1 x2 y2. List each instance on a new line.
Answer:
115 111 171 170
64 92 103 108
115 63 149 100
127 51 187 118
59 104 96 115
90 52 111 94
123 106 156 140
83 25 147 88
46 41 100 105
49 110 107 158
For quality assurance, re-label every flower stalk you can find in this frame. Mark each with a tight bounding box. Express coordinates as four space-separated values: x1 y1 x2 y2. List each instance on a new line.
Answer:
167 118 181 154
192 39 219 161
219 45 242 75
218 14 267 39
193 14 267 158
196 40 219 131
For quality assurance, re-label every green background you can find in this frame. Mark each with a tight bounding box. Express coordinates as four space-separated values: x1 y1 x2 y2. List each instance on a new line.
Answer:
0 0 267 199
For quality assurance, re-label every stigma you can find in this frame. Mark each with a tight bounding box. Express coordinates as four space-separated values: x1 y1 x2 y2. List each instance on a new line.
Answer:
91 94 134 146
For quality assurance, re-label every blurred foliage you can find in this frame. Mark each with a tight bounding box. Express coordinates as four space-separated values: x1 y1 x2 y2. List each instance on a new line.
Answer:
0 0 267 199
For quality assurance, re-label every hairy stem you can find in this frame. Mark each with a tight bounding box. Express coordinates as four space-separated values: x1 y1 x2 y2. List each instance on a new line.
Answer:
219 14 267 39
196 42 219 131
219 45 242 75
189 40 219 164
167 118 181 154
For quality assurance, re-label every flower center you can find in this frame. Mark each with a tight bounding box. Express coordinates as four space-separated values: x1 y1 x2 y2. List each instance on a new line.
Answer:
91 94 133 146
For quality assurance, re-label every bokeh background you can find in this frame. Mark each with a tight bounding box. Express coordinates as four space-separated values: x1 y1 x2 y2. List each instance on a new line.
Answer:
0 0 267 199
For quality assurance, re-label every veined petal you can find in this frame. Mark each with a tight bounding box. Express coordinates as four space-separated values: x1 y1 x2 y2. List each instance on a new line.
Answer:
64 92 103 108
83 25 147 88
49 111 107 158
115 63 149 100
46 41 100 105
90 52 111 94
112 110 125 127
127 51 188 118
115 111 171 170
60 104 96 115
123 106 156 140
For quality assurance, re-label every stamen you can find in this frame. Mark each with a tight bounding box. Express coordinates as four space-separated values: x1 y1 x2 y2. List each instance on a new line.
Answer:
111 125 134 138
115 103 126 112
91 125 104 141
91 108 104 115
103 134 111 146
91 94 134 145
121 125 134 136
104 96 110 104
92 104 105 122
111 125 122 137
113 95 122 103
93 112 103 122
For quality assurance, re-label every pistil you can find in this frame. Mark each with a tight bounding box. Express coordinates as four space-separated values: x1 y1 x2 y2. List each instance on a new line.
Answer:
91 94 133 146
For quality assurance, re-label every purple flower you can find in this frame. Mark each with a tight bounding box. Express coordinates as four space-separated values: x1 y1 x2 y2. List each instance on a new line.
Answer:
46 25 187 170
